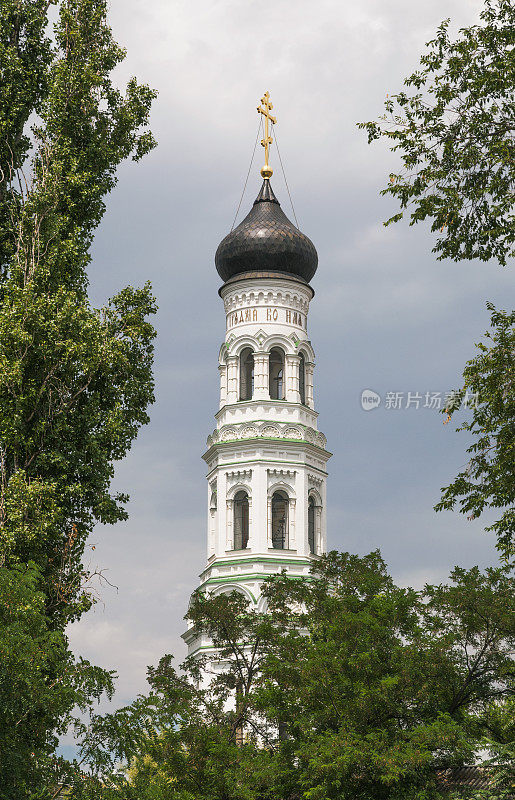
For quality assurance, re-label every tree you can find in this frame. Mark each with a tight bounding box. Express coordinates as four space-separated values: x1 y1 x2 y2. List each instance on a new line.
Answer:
0 0 157 621
434 305 515 561
77 552 515 800
0 0 156 794
0 563 114 796
359 0 515 265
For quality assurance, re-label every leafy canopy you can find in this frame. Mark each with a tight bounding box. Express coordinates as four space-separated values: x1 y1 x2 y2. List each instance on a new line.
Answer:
0 562 114 796
436 305 515 561
359 0 515 265
76 552 515 800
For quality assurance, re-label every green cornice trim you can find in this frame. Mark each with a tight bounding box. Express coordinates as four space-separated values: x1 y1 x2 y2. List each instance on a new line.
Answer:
188 644 220 655
219 419 310 428
205 458 329 473
203 556 312 569
207 438 329 452
201 574 309 589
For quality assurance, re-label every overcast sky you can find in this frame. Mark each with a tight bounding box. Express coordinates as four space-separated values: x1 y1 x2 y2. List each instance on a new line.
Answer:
66 0 511 717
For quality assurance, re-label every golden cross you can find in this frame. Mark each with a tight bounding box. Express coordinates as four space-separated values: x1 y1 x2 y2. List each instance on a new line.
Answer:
257 91 276 178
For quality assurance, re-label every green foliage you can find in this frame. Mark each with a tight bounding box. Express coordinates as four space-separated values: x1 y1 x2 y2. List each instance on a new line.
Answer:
470 729 515 800
435 305 515 560
0 0 156 795
0 0 157 616
359 0 515 265
0 562 115 797
77 552 515 800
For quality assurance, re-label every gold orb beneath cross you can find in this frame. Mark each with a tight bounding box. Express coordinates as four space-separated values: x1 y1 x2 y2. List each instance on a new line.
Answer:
261 164 273 179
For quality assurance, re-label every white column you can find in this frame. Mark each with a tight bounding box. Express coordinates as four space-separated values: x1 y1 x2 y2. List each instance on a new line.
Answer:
216 470 228 556
219 364 227 408
208 481 217 557
306 362 315 409
267 495 272 548
226 356 238 404
209 509 216 556
226 498 234 551
320 477 327 554
296 471 308 556
253 353 269 399
247 496 253 550
315 505 322 555
285 354 301 403
252 463 268 553
288 498 296 550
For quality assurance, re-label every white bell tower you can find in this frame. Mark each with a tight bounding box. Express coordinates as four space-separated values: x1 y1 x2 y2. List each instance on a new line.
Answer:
183 94 331 658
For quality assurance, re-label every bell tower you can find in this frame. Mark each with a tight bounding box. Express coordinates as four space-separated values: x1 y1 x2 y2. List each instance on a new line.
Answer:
183 94 331 658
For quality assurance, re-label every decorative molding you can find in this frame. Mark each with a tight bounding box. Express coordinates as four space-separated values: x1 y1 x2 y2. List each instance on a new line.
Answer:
261 424 280 438
223 286 310 316
241 425 259 439
226 469 252 481
315 432 327 447
206 422 327 449
255 329 267 347
305 427 316 443
268 468 296 479
217 427 238 442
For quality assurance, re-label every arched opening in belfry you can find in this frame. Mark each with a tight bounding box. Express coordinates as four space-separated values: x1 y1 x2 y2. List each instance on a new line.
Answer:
269 348 285 400
299 352 306 405
233 490 249 550
239 348 254 400
308 495 316 554
271 490 289 549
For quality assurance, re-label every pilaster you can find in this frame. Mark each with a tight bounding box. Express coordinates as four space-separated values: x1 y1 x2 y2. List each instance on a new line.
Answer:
219 364 227 408
253 353 269 399
306 362 315 409
226 356 238 404
285 354 301 403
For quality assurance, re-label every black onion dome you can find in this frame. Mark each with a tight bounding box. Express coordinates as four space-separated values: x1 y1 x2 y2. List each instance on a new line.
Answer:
215 180 318 283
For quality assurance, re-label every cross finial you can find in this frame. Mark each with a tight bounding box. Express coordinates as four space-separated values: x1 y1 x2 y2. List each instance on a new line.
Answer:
257 91 276 179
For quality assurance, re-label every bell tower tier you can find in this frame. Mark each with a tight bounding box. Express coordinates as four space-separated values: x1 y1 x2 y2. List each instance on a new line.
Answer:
183 94 330 659
207 272 330 559
183 273 331 658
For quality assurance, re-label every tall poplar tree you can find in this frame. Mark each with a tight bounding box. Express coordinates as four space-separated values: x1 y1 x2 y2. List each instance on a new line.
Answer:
0 1 156 793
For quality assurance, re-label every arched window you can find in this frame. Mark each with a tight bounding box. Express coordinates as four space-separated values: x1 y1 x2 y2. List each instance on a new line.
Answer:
308 495 316 554
299 352 306 405
269 348 285 400
240 348 254 400
233 491 249 550
271 491 289 549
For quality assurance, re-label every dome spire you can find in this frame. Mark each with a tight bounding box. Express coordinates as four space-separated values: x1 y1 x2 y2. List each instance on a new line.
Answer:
215 95 318 284
257 91 276 179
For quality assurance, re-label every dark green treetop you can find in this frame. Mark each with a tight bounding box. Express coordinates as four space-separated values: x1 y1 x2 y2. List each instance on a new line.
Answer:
75 552 515 800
